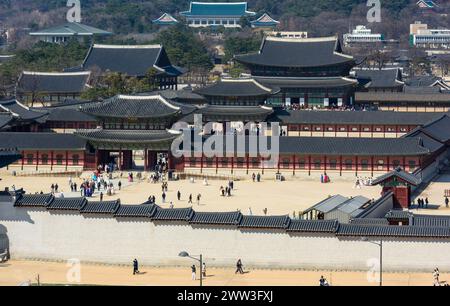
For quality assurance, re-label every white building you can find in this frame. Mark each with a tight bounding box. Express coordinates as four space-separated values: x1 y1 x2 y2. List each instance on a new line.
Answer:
410 23 450 49
343 25 384 46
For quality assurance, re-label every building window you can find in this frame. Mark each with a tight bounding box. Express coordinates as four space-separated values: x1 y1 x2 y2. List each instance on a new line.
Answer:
41 154 49 165
56 154 63 165
251 158 259 168
298 159 306 169
73 154 80 166
282 158 290 169
345 159 353 170
329 159 337 170
221 158 229 167
237 158 245 168
314 159 321 170
26 154 34 165
361 159 369 170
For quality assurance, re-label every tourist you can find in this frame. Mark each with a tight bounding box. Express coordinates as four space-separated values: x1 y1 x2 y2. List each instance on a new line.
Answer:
118 181 122 191
73 182 77 192
227 187 231 197
177 191 181 201
162 192 166 203
319 276 329 286
203 178 208 186
257 173 261 182
54 184 59 193
188 194 193 204
445 197 449 208
202 262 207 278
263 208 268 216
425 198 429 208
51 184 55 194
100 192 103 202
235 259 244 274
191 265 196 281
197 194 201 205
248 207 253 216
170 202 174 209
433 268 440 286
252 173 256 182
133 259 139 275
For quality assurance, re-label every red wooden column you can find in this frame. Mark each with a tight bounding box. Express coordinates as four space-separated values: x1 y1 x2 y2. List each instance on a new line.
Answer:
200 154 204 174
21 151 25 170
215 156 219 174
387 156 391 172
65 150 69 171
35 150 39 171
355 156 358 176
324 155 327 173
371 156 374 177
308 155 311 176
50 151 54 171
144 149 148 171
246 154 249 175
292 155 296 176
231 157 234 174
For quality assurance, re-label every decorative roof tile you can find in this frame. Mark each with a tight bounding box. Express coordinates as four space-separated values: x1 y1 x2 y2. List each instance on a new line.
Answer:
239 215 291 229
190 211 243 225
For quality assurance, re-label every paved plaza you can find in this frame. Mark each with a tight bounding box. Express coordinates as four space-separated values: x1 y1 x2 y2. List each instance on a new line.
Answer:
0 260 447 286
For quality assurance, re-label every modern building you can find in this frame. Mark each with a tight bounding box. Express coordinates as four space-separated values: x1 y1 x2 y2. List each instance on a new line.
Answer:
235 36 357 108
343 25 384 46
180 2 256 28
29 22 112 44
16 71 91 104
152 13 179 26
250 13 279 29
410 22 450 49
80 44 183 89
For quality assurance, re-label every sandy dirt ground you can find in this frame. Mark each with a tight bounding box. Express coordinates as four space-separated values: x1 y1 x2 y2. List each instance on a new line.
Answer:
0 171 383 216
0 260 446 286
414 174 450 216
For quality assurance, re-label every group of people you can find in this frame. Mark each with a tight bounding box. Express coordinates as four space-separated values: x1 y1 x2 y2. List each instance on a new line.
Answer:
354 177 373 189
220 180 235 197
416 197 430 209
320 173 331 184
251 173 262 183
50 183 59 194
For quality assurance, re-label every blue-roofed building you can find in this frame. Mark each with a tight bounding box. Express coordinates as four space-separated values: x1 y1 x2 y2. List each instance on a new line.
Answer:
153 13 179 26
416 0 437 9
180 2 256 28
250 13 280 29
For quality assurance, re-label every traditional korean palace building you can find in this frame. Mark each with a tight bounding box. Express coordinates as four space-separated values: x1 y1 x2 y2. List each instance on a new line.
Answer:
235 36 358 108
250 13 279 29
152 13 179 26
29 22 112 44
79 44 183 89
180 2 256 28
16 71 91 105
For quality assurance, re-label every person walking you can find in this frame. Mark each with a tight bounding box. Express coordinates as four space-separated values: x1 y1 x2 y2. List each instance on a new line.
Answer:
191 265 197 281
235 259 244 274
252 173 256 182
188 194 193 204
118 181 122 191
177 191 181 201
257 173 261 182
162 192 166 203
202 262 207 278
445 197 449 208
197 194 201 206
133 259 139 275
54 184 59 193
51 184 55 194
425 198 429 208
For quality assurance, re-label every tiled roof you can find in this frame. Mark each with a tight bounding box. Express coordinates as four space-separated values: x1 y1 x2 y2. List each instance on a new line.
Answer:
0 98 48 122
75 129 179 145
337 224 450 238
355 92 450 103
354 69 403 89
190 211 243 225
255 76 357 89
349 218 389 226
251 13 280 27
14 194 54 207
81 200 120 214
236 36 354 68
195 78 277 97
272 109 444 125
420 115 450 143
47 197 87 211
0 113 14 129
82 44 182 77
41 107 97 123
80 94 181 119
404 129 446 153
0 132 86 150
17 71 90 94
153 13 179 25
152 207 195 221
372 167 422 186
181 2 256 17
0 148 21 168
199 105 273 117
287 219 339 233
0 55 14 64
304 195 348 214
114 204 158 218
29 22 111 36
385 210 413 220
413 215 450 228
239 215 291 229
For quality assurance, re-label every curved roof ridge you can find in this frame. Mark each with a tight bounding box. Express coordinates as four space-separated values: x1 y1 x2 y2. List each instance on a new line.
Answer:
264 36 338 43
22 71 91 76
116 94 180 111
92 44 162 49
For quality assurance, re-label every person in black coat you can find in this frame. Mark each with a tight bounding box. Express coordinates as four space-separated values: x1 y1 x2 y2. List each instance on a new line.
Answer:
133 259 139 275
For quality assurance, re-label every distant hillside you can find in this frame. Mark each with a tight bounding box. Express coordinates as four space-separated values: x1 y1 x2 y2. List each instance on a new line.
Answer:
0 0 415 35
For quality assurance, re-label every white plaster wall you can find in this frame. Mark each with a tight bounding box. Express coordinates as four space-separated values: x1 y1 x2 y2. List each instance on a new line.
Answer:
1 201 450 271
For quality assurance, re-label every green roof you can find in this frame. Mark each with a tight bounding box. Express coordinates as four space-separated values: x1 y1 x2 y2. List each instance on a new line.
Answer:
30 22 112 37
181 2 256 17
